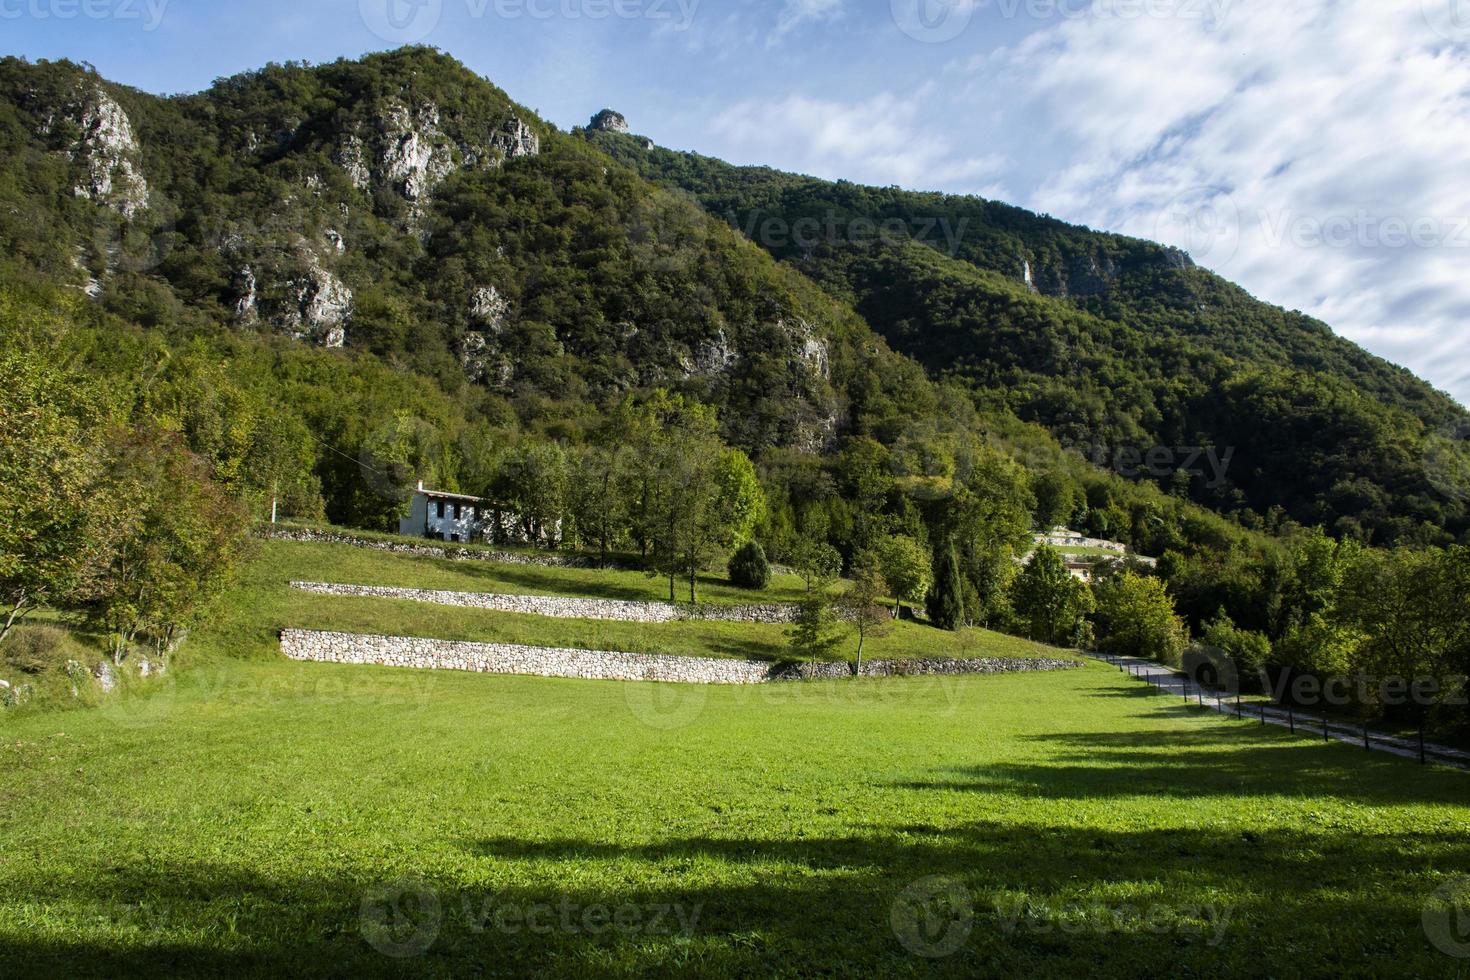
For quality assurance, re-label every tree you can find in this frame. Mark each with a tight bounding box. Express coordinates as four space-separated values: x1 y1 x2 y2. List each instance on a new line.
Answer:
1011 545 1093 646
926 537 965 631
728 541 771 590
840 552 893 673
878 534 931 620
0 334 105 645
494 438 568 546
791 536 843 594
1093 571 1188 664
788 585 845 667
80 426 249 663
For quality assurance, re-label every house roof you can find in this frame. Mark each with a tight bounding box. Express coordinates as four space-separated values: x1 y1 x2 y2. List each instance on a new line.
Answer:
417 487 487 504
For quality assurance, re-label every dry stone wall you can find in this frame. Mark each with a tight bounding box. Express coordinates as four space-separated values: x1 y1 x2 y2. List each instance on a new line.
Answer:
259 526 610 568
280 629 1082 685
280 629 773 684
289 581 799 624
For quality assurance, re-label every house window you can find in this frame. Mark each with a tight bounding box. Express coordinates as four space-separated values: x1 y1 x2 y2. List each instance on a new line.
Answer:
436 500 446 519
454 503 462 520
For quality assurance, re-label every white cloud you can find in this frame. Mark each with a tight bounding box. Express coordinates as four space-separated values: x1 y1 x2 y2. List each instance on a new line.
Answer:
710 91 1007 190
989 1 1470 404
770 0 846 41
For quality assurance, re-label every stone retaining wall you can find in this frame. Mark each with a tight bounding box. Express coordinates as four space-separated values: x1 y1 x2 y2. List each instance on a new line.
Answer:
259 526 609 568
289 582 799 624
279 629 1083 685
280 629 773 684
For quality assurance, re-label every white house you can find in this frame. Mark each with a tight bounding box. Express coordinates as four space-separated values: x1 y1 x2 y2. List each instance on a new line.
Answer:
399 483 495 544
398 482 552 546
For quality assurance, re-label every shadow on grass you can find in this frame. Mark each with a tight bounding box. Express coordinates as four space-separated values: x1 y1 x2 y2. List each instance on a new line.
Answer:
5 816 1464 978
892 726 1470 807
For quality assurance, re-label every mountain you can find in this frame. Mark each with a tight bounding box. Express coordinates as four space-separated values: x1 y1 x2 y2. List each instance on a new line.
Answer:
581 128 1470 545
0 47 1464 552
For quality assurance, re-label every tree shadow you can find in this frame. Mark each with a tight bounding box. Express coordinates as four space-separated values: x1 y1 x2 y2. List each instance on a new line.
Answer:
7 818 1464 978
891 727 1470 807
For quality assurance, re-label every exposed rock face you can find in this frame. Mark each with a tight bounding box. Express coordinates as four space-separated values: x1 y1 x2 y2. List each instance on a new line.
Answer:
492 116 540 161
684 331 737 377
333 134 372 191
232 254 350 347
381 101 456 201
469 285 509 333
334 104 539 206
233 267 259 321
292 264 351 347
589 108 630 133
67 87 150 217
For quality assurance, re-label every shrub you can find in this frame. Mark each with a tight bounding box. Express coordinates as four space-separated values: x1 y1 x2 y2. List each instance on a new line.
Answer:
728 541 771 590
2 624 90 675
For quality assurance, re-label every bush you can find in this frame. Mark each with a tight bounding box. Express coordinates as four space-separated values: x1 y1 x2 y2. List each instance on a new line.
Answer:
728 541 771 590
2 624 90 675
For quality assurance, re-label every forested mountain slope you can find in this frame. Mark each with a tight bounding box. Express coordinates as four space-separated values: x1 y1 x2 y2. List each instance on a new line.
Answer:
584 129 1469 545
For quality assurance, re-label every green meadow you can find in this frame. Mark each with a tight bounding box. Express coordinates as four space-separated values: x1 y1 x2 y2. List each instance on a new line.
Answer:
1 540 1468 977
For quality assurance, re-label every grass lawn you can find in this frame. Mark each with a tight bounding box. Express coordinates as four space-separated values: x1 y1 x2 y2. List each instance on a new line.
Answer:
2 659 1469 977
205 540 1072 666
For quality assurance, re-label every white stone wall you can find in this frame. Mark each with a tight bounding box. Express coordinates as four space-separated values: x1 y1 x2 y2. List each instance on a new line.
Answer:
289 582 800 624
279 629 1083 686
259 527 610 568
280 629 773 684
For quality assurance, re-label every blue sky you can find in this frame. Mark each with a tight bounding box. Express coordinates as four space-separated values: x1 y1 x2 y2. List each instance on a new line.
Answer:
7 0 1470 406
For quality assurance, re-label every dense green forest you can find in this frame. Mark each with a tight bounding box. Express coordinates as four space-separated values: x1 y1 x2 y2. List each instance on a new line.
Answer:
583 129 1470 546
1 48 1466 732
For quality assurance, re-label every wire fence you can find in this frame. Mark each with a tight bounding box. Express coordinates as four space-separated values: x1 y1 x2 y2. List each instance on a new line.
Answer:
1092 653 1470 770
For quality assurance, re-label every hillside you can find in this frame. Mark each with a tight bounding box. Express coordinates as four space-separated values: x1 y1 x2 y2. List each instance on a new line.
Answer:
0 47 1285 568
583 128 1470 545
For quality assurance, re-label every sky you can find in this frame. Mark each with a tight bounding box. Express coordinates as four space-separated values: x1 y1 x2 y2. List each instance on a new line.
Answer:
6 0 1470 405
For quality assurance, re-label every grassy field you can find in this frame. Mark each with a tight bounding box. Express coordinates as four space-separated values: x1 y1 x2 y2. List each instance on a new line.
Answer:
187 539 1075 667
2 658 1469 977
3 539 1468 977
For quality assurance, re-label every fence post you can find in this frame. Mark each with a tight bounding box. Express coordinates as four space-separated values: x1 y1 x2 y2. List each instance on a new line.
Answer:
1420 721 1426 765
1288 705 1294 734
1323 712 1330 742
1260 702 1266 726
1363 720 1369 751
